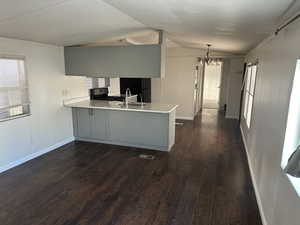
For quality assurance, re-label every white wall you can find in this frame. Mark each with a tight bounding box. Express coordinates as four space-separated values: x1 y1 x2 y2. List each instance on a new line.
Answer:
152 54 196 119
0 37 87 170
152 47 244 120
240 18 300 225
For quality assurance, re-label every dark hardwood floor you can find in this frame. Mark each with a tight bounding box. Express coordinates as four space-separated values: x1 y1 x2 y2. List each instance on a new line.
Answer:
0 109 262 225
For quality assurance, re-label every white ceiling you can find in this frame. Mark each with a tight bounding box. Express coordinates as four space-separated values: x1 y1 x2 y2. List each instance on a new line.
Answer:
0 0 296 53
0 0 147 46
103 0 295 53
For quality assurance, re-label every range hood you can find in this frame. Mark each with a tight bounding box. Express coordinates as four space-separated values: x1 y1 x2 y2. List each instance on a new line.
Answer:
64 31 166 78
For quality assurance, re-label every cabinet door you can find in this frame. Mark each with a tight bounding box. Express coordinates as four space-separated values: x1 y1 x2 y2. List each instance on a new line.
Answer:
77 108 92 138
91 109 108 140
64 45 163 78
109 110 168 147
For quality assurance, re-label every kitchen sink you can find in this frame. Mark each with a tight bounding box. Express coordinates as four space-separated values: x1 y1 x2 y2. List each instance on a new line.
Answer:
117 102 147 107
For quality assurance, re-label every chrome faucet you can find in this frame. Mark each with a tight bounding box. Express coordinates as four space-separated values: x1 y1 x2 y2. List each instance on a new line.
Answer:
140 94 144 105
125 88 131 105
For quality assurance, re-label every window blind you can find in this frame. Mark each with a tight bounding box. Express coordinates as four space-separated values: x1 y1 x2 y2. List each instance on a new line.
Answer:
0 57 30 121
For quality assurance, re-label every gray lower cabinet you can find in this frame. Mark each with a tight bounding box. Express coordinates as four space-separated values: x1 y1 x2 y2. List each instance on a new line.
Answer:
76 108 92 138
91 109 108 140
108 110 168 148
73 108 107 140
72 108 175 151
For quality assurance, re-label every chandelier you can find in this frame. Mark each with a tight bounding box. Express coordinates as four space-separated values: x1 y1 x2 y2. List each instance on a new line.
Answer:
204 44 222 65
205 44 213 65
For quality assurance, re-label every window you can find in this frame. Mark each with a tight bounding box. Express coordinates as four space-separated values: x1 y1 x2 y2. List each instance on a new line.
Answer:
86 77 93 91
281 59 300 196
243 63 257 128
0 57 30 121
85 77 107 90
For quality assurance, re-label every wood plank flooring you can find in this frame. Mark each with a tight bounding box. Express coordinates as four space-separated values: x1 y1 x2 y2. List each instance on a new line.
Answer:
0 109 262 225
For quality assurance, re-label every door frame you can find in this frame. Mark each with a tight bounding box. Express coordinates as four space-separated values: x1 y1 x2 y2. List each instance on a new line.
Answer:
193 65 200 116
199 59 205 112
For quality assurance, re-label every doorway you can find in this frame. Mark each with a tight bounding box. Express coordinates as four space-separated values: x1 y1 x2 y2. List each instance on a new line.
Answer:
202 62 223 109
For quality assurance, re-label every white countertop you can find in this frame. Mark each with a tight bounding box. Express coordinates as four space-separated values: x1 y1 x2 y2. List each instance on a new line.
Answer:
65 100 178 113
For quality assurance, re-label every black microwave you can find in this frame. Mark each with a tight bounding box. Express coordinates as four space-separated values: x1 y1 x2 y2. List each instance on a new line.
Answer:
90 88 108 100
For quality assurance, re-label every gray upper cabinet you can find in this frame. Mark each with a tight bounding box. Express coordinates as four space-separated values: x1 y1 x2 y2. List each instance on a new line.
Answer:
64 44 166 78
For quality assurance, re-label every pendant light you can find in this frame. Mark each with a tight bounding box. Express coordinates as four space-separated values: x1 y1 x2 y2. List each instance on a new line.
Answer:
205 44 212 65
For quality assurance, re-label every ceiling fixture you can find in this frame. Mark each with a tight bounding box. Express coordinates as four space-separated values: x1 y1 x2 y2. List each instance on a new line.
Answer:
204 44 222 65
205 44 213 65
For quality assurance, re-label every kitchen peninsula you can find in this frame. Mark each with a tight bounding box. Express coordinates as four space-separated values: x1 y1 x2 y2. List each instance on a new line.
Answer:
65 100 177 151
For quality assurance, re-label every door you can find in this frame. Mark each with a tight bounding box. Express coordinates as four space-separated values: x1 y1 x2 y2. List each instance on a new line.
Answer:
239 63 247 122
202 62 223 109
198 61 205 112
194 60 206 116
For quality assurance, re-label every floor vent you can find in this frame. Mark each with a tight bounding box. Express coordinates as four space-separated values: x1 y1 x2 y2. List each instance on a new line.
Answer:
139 154 155 160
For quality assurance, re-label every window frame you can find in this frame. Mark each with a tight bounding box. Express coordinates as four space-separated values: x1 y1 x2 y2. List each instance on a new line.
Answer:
243 62 258 129
0 55 31 122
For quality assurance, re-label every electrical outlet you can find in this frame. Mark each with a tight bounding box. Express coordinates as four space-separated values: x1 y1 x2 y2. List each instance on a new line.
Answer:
62 89 69 97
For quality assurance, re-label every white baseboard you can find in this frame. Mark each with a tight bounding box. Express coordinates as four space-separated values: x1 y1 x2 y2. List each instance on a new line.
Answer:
240 126 268 225
0 136 75 173
176 116 194 120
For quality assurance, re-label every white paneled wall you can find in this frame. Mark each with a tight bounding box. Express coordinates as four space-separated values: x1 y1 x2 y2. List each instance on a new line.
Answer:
240 19 300 225
0 37 87 170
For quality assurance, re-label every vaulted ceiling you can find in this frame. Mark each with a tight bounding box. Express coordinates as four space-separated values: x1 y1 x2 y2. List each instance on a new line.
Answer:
0 0 296 53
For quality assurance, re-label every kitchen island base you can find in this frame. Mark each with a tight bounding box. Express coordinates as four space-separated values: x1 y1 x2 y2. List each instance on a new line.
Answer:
72 107 176 152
